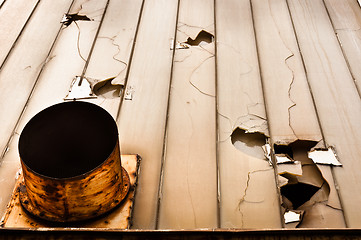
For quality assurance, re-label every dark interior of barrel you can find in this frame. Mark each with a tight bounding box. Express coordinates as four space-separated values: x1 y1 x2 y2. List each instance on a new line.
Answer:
18 101 118 179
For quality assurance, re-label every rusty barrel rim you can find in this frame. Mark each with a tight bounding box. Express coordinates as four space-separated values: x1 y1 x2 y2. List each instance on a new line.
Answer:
18 101 118 180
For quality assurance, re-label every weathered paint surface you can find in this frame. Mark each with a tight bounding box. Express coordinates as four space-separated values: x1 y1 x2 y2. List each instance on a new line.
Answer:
0 0 360 232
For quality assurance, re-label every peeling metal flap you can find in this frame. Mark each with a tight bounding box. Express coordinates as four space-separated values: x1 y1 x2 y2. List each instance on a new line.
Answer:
308 148 342 166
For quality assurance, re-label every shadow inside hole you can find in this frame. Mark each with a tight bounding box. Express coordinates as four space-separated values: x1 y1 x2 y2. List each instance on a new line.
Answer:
185 30 214 46
281 183 320 209
277 140 329 210
62 14 91 27
231 128 266 159
274 140 318 159
93 79 122 99
274 144 294 159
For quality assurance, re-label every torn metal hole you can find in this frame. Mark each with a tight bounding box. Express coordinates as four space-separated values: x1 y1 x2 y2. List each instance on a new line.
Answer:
274 144 293 159
185 30 214 46
93 78 122 99
172 30 215 49
231 128 266 159
64 77 123 100
278 161 302 176
61 13 92 26
276 140 331 217
290 140 318 157
281 183 320 209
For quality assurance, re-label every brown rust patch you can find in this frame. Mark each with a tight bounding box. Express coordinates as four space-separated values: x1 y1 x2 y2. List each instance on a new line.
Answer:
1 155 138 229
19 166 130 222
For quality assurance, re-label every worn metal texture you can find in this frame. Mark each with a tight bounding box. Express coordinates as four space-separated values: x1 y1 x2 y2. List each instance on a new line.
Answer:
19 144 129 222
1 0 361 233
1 155 139 229
17 102 130 222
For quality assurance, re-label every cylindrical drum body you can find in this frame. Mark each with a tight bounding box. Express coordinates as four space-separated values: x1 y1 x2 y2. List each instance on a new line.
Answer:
18 101 126 222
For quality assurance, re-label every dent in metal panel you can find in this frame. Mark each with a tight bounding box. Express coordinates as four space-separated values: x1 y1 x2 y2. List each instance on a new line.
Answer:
231 128 267 160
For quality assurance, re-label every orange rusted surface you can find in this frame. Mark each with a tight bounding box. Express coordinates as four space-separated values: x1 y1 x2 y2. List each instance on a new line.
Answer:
0 154 139 229
20 141 130 222
15 102 130 222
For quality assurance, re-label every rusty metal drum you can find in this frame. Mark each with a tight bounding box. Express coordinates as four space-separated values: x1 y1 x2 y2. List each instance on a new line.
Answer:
18 101 130 222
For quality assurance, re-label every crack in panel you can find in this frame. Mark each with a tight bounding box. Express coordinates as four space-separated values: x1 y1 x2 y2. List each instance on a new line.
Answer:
236 167 274 228
189 55 215 97
269 0 298 138
97 35 128 85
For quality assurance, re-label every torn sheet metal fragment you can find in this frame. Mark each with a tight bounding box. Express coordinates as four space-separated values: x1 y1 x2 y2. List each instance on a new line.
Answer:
262 143 272 164
275 154 293 164
317 165 342 209
296 164 325 188
284 210 303 224
61 13 92 26
232 115 268 138
278 175 289 187
277 161 302 176
308 147 342 166
64 76 96 100
284 210 304 228
124 86 134 100
170 40 190 50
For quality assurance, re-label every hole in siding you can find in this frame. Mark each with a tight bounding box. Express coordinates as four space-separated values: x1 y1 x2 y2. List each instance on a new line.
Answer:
275 140 331 227
274 144 293 159
61 14 92 26
172 30 215 49
281 182 320 209
93 78 122 99
231 128 266 159
185 30 214 46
